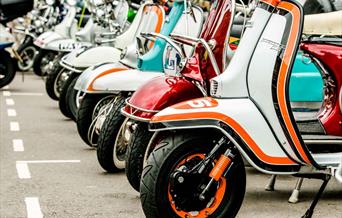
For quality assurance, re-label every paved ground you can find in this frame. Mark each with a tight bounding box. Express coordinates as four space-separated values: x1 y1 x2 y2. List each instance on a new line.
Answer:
0 73 341 218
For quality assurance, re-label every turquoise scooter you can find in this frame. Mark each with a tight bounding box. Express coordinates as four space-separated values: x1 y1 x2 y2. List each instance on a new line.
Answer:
290 52 323 104
74 0 204 149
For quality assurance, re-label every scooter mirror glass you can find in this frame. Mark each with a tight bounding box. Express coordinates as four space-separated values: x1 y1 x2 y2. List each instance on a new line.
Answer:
163 44 182 76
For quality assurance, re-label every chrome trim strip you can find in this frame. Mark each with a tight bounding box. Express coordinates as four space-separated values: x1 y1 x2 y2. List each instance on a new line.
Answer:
120 108 151 122
125 98 160 113
59 57 83 73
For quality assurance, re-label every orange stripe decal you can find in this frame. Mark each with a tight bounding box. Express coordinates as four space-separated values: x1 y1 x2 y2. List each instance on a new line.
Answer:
260 0 281 7
152 112 296 165
143 5 164 48
276 2 311 164
87 68 128 91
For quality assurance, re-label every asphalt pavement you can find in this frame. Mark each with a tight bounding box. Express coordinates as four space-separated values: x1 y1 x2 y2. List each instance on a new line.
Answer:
0 73 341 218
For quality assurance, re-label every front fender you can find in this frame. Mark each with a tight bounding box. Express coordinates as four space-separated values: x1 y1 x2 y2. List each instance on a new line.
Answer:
122 76 203 121
34 32 64 48
63 46 122 69
90 69 163 93
149 97 302 173
74 62 129 92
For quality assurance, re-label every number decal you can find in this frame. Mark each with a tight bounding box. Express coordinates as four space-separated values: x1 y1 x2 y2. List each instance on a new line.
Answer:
174 97 218 110
187 99 213 108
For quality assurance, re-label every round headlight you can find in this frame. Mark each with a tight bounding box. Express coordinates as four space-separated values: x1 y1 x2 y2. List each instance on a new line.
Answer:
46 0 55 5
67 0 77 6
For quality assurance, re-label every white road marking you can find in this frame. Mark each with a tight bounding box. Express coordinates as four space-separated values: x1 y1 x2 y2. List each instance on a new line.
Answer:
2 85 9 89
13 139 24 152
5 98 15 105
10 122 20 131
23 160 81 164
7 109 17 117
3 91 11 96
11 92 43 96
16 160 80 179
25 197 43 218
16 162 31 179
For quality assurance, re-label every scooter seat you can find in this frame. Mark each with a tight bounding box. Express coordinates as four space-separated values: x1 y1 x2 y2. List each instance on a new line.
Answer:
304 11 342 36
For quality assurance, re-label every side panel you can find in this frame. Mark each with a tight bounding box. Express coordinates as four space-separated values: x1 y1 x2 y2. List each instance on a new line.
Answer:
62 46 122 68
211 7 272 98
90 70 164 92
271 1 318 167
247 12 302 163
74 62 128 92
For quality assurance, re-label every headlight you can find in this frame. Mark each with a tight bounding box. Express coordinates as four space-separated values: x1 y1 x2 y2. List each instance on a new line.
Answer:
96 9 105 17
34 20 42 27
67 0 77 6
46 0 55 5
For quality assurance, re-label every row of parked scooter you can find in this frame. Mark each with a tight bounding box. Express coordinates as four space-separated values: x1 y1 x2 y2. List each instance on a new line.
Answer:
1 0 342 217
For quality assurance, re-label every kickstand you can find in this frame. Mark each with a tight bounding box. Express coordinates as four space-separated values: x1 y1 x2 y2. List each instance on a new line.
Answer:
301 175 331 218
265 175 277 191
22 70 24 82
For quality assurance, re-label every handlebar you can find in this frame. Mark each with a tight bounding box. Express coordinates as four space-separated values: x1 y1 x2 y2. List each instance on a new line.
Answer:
169 33 221 76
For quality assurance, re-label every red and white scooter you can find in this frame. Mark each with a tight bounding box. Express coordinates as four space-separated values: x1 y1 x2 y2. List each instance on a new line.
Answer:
139 0 342 217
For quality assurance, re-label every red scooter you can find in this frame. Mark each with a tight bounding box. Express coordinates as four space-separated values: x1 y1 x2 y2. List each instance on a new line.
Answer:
266 29 342 203
121 0 246 191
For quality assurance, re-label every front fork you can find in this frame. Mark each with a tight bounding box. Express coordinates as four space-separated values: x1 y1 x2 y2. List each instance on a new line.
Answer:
192 137 236 201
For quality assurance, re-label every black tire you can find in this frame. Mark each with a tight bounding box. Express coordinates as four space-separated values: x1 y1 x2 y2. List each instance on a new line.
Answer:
45 64 68 100
96 96 126 172
58 73 78 119
0 50 15 88
76 94 115 146
125 122 153 192
65 74 81 121
140 130 246 218
16 36 37 71
33 49 56 76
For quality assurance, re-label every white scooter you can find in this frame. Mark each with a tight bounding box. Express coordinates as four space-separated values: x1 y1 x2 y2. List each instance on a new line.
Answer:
55 0 164 119
43 0 130 101
33 0 79 76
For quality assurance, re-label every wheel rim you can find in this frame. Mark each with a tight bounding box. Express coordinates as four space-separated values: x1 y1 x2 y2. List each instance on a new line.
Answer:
53 69 70 98
87 95 117 147
75 90 85 109
168 153 227 217
41 52 56 75
18 46 37 71
113 118 130 169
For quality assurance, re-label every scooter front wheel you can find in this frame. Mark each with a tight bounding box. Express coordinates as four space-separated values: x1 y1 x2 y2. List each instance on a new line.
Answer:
0 50 15 88
58 73 79 120
33 49 57 76
76 94 115 147
16 37 37 71
45 65 68 100
96 96 127 172
125 122 153 192
140 130 246 218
